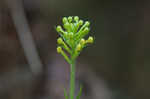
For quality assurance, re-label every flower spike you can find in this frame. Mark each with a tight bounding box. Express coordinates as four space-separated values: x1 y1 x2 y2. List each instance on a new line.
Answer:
55 16 94 99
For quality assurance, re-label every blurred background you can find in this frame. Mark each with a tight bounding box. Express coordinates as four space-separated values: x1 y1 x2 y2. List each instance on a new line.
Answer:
0 0 150 99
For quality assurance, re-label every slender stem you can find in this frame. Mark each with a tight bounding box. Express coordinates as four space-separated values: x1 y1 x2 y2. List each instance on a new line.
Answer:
70 59 76 99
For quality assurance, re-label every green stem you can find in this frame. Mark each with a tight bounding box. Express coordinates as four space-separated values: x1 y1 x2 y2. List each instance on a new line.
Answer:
70 58 76 99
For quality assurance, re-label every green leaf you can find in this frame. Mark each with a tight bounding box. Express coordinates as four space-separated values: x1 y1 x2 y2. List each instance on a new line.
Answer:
64 88 69 99
76 84 83 99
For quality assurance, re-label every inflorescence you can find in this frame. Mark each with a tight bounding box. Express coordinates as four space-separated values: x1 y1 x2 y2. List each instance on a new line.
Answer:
56 16 94 63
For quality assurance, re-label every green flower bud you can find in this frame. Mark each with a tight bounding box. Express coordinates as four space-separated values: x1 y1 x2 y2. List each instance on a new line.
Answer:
57 46 62 53
80 38 86 45
57 37 63 44
76 44 82 51
87 36 94 43
83 27 89 32
85 21 90 26
62 17 68 24
68 32 74 38
68 16 72 22
79 20 83 26
56 25 62 32
74 16 79 22
64 22 70 30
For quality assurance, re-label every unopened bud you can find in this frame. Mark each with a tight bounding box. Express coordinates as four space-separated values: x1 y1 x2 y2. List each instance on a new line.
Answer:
57 46 62 53
68 32 73 38
64 22 70 30
76 44 82 51
84 27 89 32
87 36 94 43
74 16 79 21
68 16 72 22
85 21 90 26
62 17 68 24
79 20 83 25
80 38 86 45
56 25 62 32
57 38 63 44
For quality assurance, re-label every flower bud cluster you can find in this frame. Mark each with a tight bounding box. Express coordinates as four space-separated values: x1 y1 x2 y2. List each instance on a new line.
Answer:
56 16 94 62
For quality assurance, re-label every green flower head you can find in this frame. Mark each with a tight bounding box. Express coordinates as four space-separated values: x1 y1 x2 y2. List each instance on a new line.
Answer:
56 16 94 63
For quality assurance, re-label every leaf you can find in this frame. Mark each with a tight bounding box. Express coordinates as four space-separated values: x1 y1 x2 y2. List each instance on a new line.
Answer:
64 88 69 99
76 84 83 99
